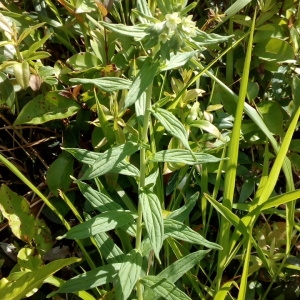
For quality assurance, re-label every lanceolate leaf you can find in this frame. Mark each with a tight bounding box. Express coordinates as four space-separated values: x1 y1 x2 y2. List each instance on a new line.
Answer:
160 51 198 71
55 263 122 293
164 219 222 250
150 107 191 151
59 210 136 239
69 77 132 92
159 250 210 283
0 257 80 300
151 149 227 164
64 148 140 177
140 191 164 261
46 152 74 197
124 58 160 109
167 192 198 222
115 250 143 300
81 143 139 180
100 22 149 40
140 275 192 300
77 181 122 212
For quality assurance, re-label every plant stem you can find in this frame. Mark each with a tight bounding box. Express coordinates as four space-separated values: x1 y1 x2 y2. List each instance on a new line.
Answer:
135 83 153 300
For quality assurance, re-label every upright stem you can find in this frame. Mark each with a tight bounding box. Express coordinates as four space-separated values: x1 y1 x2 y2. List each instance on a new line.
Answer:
135 84 153 300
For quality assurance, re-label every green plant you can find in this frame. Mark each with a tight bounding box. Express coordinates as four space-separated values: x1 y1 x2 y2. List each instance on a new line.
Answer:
1 0 300 299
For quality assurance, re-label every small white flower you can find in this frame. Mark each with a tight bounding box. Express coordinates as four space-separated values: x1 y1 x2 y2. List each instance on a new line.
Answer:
186 26 197 38
165 12 181 30
181 15 196 34
159 32 169 43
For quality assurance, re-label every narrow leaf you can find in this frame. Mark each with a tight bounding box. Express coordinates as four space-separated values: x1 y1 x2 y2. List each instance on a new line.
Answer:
167 192 198 222
100 22 149 39
159 249 209 283
0 257 80 300
164 219 222 250
116 250 143 300
77 181 122 212
124 58 160 109
81 142 139 180
140 191 164 261
140 275 192 300
151 149 227 164
160 51 198 71
150 107 191 151
64 147 140 177
60 210 136 239
70 77 132 92
56 263 122 293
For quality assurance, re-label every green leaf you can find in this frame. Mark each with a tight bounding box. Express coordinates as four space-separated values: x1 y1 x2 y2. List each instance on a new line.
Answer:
100 22 149 40
256 101 283 135
116 250 143 300
151 149 227 164
167 192 198 222
64 147 140 177
46 152 74 197
160 51 198 71
45 276 96 300
124 58 160 109
143 249 209 299
13 61 30 89
253 38 294 62
25 51 51 60
193 29 233 46
150 107 191 151
55 263 121 293
291 76 300 107
0 184 52 254
17 22 46 44
0 185 47 247
140 191 164 261
77 181 122 212
67 52 101 70
92 232 125 263
78 142 139 180
22 33 52 60
0 257 80 300
0 12 13 34
0 72 15 108
59 210 136 239
14 93 81 125
137 0 153 23
140 275 192 300
160 249 209 282
189 120 225 141
70 77 132 92
164 219 222 250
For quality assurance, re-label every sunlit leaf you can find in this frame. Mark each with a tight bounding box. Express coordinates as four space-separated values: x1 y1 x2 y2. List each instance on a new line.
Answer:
140 275 192 300
140 191 164 261
0 257 80 300
151 149 227 164
14 93 80 125
164 219 222 250
59 210 136 239
115 250 143 300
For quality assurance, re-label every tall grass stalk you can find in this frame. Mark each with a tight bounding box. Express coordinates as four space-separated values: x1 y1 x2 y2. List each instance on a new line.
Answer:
215 8 257 291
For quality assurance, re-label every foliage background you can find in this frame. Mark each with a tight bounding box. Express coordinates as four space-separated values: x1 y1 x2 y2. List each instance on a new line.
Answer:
0 0 300 299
